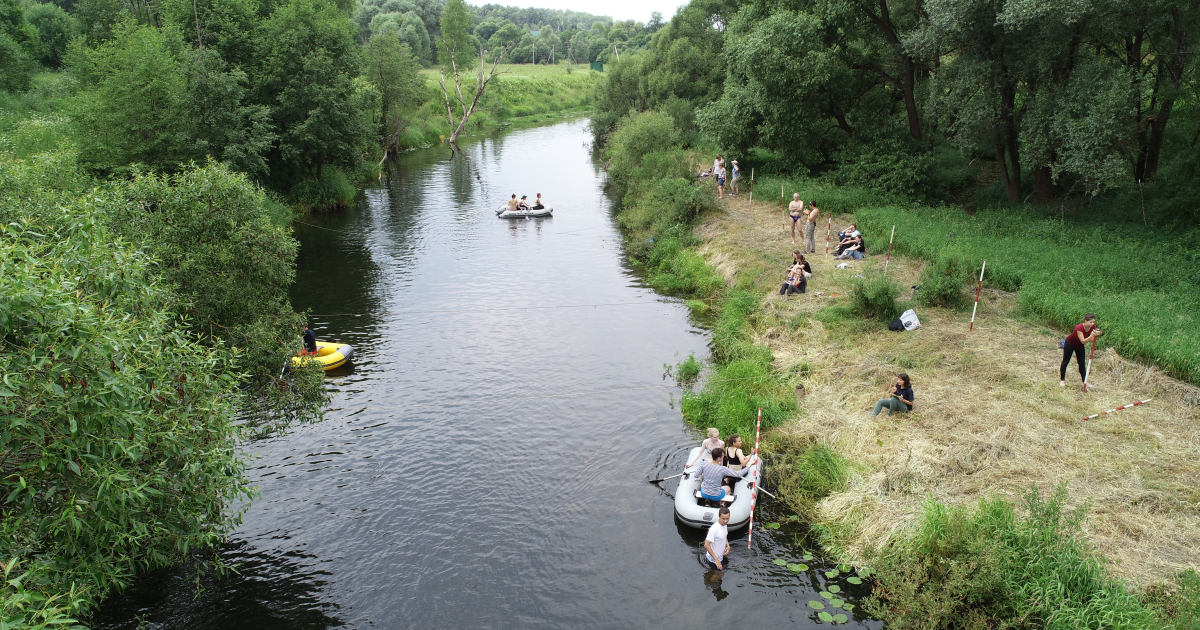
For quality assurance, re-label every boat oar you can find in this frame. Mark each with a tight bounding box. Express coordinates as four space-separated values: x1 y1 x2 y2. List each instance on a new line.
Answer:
648 472 686 484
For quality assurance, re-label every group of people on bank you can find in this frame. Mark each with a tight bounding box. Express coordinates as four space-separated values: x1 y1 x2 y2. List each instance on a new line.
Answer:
700 155 740 198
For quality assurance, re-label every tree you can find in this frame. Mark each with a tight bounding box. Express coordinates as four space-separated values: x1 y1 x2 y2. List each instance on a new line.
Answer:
180 48 276 176
366 34 422 151
160 0 260 67
435 0 515 149
24 2 76 67
370 9 430 64
255 0 369 181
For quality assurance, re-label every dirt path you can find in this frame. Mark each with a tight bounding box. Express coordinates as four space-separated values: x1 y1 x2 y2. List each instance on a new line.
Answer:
698 194 1200 585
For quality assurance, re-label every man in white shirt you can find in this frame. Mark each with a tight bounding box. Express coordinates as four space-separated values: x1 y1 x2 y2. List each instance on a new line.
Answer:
703 507 731 570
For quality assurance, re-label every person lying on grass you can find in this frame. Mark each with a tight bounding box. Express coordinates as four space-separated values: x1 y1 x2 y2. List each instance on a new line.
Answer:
872 373 914 417
1061 313 1102 390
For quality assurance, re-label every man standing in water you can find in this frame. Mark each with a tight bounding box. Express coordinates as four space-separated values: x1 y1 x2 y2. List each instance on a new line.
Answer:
788 193 804 244
703 507 731 571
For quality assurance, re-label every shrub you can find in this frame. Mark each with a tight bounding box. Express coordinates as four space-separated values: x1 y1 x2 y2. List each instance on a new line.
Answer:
865 485 1166 630
916 250 972 309
768 435 851 518
851 271 903 321
290 167 356 209
1147 570 1200 630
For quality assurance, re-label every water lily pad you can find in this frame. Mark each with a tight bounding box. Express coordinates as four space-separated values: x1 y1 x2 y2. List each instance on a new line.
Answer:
803 553 813 560
829 598 844 608
838 564 851 572
819 591 833 599
842 604 855 612
818 611 834 622
828 585 841 594
825 569 840 578
787 563 808 573
767 522 781 529
846 576 862 585
856 567 871 578
773 558 787 566
808 600 825 610
833 613 848 623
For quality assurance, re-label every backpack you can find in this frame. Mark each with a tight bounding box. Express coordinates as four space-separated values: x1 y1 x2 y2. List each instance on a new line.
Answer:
889 319 904 331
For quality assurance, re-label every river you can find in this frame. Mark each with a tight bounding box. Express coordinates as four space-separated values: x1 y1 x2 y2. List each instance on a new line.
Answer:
93 119 881 629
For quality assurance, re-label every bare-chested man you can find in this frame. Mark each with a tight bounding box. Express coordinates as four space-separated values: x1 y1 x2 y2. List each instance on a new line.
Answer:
804 201 820 254
788 193 804 244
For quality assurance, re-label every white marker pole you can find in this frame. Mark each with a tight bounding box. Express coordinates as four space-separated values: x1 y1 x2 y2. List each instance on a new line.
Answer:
969 261 986 331
883 225 895 272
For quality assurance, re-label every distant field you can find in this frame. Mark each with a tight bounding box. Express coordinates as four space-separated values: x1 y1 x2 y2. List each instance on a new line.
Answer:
419 63 599 80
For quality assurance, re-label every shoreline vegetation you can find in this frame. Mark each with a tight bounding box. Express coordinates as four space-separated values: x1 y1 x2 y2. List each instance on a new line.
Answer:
599 110 1199 628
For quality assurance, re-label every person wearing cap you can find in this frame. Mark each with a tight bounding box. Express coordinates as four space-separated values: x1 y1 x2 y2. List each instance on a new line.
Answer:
730 160 740 196
517 195 530 210
532 193 545 210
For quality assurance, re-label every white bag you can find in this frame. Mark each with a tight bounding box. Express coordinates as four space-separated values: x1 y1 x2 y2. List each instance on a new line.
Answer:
900 309 921 331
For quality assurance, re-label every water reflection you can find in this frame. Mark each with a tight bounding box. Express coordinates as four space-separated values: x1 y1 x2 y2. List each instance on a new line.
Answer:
94 119 882 629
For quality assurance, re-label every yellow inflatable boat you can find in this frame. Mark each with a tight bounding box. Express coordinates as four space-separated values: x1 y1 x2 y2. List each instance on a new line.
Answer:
292 341 354 371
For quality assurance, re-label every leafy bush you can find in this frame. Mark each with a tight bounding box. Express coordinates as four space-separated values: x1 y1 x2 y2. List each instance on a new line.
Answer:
833 137 933 199
290 167 357 209
916 250 972 309
851 271 903 321
865 486 1165 630
768 435 851 518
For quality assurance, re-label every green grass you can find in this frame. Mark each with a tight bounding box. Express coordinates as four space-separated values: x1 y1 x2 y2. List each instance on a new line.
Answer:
0 73 74 158
402 66 598 148
865 485 1168 630
747 173 1200 385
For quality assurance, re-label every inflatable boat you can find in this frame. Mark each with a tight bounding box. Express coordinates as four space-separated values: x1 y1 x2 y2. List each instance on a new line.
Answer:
291 341 354 371
674 447 761 530
496 205 553 218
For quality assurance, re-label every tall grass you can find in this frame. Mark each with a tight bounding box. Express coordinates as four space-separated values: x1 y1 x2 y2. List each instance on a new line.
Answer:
742 173 1200 385
853 203 1200 384
865 485 1166 630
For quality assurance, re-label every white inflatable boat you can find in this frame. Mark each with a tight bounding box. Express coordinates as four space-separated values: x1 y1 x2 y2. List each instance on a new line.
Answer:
674 447 761 530
496 205 553 218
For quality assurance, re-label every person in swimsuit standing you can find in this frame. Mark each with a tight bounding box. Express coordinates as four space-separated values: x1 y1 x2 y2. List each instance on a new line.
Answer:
788 193 804 244
804 201 820 254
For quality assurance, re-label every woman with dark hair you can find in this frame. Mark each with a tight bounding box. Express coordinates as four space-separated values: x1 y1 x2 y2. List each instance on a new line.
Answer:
779 251 812 296
1061 313 1101 390
872 373 914 417
722 434 749 490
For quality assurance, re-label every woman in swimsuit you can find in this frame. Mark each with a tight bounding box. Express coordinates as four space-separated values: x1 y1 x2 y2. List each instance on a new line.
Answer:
722 434 748 489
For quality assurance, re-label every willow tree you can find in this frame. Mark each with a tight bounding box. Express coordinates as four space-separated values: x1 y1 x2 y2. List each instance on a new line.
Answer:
435 0 517 150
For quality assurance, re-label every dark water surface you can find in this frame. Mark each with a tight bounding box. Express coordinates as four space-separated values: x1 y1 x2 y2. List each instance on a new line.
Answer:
94 120 881 629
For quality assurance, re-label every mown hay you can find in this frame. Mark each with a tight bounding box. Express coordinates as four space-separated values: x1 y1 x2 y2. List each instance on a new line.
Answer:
695 196 1200 587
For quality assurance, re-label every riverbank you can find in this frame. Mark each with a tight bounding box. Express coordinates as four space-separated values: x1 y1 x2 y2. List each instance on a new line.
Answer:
601 113 1199 626
675 191 1200 625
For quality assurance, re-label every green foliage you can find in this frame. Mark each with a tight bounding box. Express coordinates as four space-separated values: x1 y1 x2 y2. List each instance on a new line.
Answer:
161 0 260 66
23 3 76 67
436 0 473 69
916 250 971 309
850 271 903 322
1147 570 1200 630
0 0 37 92
289 165 355 208
68 22 273 175
255 0 369 183
0 156 250 625
366 35 422 150
768 435 851 518
854 203 1200 384
865 486 1165 630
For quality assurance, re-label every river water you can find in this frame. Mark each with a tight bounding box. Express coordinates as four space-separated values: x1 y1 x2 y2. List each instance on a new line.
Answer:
93 119 881 629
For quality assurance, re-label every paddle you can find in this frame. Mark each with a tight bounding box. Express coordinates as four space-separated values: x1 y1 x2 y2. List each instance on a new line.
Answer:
648 472 686 484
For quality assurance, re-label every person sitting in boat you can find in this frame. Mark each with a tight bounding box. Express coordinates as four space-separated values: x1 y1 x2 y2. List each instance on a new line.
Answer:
506 194 518 211
518 195 531 210
697 448 752 506
532 193 545 210
722 434 750 490
301 325 317 355
686 428 724 468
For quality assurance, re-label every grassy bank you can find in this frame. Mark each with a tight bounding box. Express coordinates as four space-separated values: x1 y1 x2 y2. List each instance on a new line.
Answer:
402 64 598 149
603 113 1199 629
